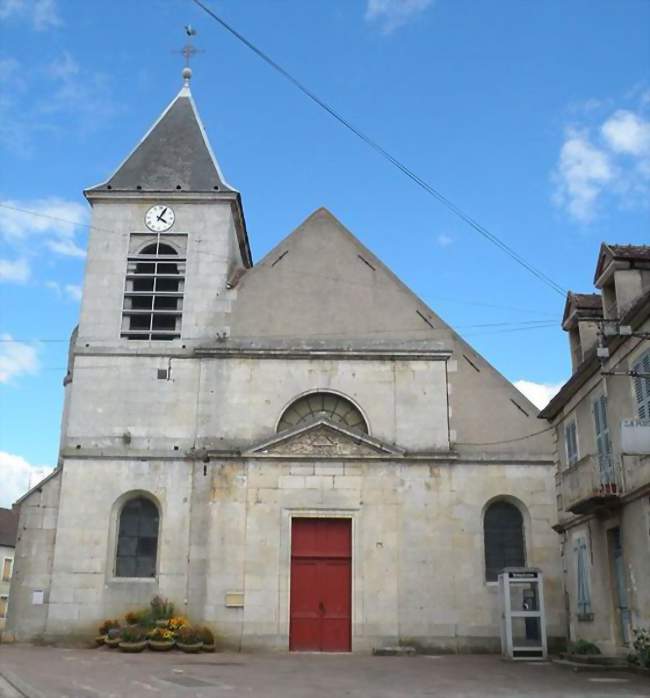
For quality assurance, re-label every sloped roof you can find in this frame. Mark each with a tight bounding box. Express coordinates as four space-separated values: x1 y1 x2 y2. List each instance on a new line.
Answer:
86 85 236 194
594 243 650 284
562 291 602 328
540 287 650 419
0 507 18 548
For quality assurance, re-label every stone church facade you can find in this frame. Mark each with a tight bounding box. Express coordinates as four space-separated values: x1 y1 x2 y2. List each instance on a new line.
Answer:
7 75 565 652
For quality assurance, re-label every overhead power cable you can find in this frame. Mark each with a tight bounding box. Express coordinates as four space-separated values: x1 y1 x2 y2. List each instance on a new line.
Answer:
0 202 559 318
456 424 555 446
191 0 567 298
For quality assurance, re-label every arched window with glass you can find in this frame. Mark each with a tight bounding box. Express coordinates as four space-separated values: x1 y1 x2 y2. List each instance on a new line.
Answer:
115 497 159 578
122 240 185 340
483 500 525 581
277 392 368 434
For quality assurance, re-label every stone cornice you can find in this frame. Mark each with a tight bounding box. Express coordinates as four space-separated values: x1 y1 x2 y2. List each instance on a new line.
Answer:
193 347 452 361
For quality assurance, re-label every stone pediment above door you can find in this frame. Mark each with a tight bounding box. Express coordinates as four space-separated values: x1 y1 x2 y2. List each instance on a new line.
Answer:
245 419 403 458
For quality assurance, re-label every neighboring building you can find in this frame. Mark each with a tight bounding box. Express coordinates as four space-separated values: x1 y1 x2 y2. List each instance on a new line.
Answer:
540 243 650 655
7 70 565 652
0 507 19 631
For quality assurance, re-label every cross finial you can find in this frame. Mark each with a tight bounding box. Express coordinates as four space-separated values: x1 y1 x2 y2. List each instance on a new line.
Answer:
175 25 204 86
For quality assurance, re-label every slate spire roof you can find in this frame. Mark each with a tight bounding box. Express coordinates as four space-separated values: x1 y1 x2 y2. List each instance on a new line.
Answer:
87 79 236 194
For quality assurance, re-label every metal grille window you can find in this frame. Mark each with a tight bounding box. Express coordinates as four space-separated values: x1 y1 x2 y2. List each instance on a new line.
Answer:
484 501 525 581
122 240 185 340
277 392 368 433
575 536 592 617
115 498 159 578
633 351 650 419
565 421 579 467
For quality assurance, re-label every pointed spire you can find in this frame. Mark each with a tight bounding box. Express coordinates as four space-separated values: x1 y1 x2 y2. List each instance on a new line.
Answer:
86 27 230 195
86 86 236 194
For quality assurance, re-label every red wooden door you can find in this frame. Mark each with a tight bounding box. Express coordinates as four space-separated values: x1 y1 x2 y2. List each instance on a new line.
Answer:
290 518 351 652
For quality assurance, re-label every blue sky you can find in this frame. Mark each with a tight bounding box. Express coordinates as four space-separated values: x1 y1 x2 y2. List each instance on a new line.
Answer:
1 0 649 505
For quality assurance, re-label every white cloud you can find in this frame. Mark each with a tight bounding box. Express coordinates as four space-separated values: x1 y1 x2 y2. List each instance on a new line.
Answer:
365 0 433 34
0 50 117 155
47 50 78 81
64 283 82 300
553 130 613 222
0 0 61 30
46 238 85 258
553 101 650 223
601 110 650 157
0 334 39 383
46 280 82 301
0 257 29 282
514 380 563 410
0 197 88 257
0 451 54 507
436 233 453 247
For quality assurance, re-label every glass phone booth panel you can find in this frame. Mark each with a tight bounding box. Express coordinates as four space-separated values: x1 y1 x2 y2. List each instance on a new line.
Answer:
498 568 547 660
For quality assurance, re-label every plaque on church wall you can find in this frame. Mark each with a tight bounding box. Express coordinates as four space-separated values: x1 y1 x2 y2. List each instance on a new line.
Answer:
225 591 244 607
32 590 44 605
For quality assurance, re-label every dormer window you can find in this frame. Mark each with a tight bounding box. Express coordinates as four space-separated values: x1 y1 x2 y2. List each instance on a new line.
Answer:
122 240 186 341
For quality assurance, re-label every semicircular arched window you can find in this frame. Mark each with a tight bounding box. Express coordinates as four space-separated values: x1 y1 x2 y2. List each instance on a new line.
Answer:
483 500 525 581
277 392 368 434
115 497 159 578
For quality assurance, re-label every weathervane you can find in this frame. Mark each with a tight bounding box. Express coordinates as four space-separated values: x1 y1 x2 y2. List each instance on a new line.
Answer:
175 25 204 85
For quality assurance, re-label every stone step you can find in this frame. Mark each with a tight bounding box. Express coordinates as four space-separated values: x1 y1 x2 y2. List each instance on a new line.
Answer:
552 658 629 673
373 646 416 657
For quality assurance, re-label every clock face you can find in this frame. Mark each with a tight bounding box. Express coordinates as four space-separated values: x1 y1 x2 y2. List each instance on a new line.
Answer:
144 204 175 232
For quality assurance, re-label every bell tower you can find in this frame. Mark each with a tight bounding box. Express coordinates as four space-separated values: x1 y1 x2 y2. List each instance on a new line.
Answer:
78 63 251 347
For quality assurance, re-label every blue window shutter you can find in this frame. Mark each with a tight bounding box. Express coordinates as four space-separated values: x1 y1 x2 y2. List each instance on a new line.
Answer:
575 537 592 616
565 422 578 466
633 352 650 420
593 396 612 480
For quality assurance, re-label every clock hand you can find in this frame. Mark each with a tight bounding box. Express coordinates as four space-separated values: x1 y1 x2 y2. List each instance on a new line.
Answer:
156 207 168 222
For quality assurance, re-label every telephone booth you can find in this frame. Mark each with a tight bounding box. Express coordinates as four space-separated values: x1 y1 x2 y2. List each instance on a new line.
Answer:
498 567 547 660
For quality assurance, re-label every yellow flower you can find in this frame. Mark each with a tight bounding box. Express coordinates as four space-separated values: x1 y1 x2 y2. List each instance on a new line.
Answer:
169 615 189 630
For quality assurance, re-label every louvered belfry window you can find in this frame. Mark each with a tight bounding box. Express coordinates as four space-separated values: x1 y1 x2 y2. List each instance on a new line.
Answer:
115 498 159 578
122 241 185 340
633 351 650 419
484 501 525 581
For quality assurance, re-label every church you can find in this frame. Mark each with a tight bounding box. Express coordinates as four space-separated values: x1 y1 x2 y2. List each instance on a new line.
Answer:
7 68 565 653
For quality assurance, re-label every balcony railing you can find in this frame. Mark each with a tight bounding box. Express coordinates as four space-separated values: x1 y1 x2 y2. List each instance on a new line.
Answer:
561 453 623 516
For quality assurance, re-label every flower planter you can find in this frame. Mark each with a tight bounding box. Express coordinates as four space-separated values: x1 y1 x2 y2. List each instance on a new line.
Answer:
104 636 121 648
177 641 203 654
95 635 106 647
119 640 147 653
155 620 169 628
201 642 216 653
148 640 175 652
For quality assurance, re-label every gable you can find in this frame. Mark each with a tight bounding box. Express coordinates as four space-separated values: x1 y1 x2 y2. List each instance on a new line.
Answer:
247 421 402 458
229 208 448 348
228 208 552 456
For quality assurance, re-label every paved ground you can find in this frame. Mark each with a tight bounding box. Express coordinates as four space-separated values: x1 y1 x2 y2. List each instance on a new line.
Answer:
0 646 648 698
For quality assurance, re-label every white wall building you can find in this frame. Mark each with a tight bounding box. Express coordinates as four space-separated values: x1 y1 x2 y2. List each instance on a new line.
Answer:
540 244 650 656
7 73 566 653
0 508 18 632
